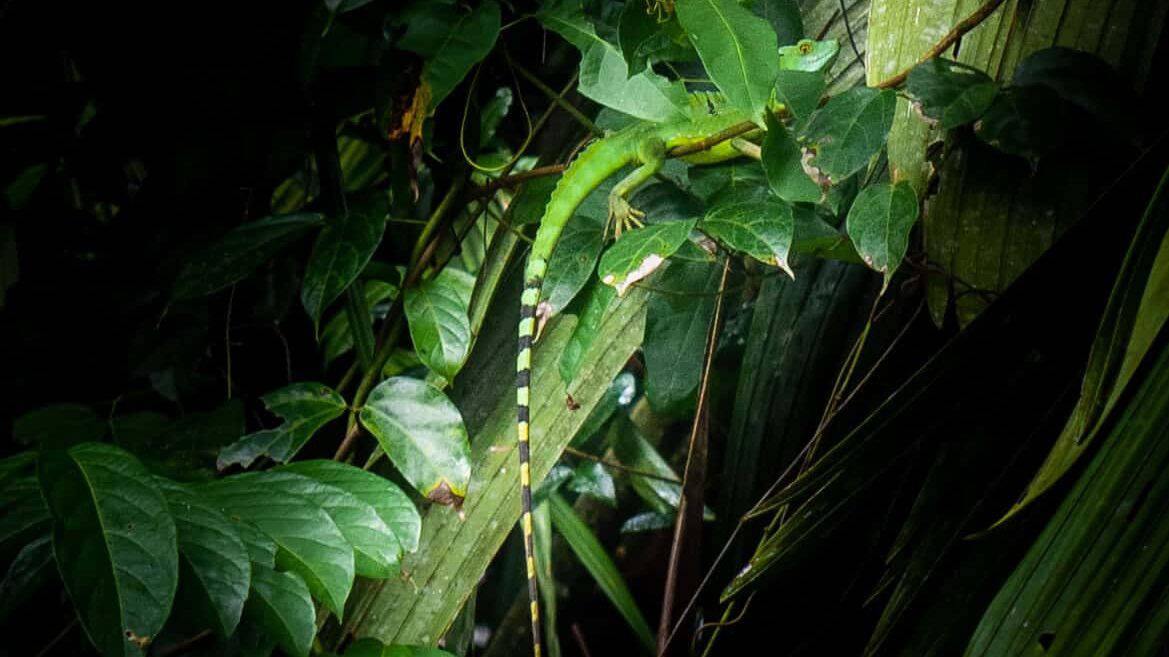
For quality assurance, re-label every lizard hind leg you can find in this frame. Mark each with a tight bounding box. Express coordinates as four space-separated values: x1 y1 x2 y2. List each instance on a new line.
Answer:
607 138 666 238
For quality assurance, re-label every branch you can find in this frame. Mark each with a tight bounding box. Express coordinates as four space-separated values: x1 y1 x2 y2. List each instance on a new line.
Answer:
471 163 568 198
872 0 1008 89
667 122 759 158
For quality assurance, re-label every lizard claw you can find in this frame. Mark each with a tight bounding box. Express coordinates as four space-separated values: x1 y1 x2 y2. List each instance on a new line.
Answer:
608 195 646 238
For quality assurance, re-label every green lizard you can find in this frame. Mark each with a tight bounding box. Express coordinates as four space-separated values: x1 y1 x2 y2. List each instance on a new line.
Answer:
514 41 839 657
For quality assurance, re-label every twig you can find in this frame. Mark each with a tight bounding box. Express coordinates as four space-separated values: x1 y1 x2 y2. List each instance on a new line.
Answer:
34 619 78 657
471 163 567 198
667 122 758 158
872 0 1008 89
564 446 680 484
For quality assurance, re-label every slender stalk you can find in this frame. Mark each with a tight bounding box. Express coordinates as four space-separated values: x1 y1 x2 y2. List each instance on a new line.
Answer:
510 56 603 137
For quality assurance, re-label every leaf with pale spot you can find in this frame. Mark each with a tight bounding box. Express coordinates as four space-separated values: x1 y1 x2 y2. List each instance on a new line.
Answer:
598 220 697 296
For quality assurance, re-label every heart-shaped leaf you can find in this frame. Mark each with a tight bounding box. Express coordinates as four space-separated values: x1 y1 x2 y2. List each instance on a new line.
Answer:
172 213 324 300
156 479 251 637
37 443 179 657
675 0 779 123
359 377 472 505
599 219 697 296
217 383 347 471
200 477 354 618
404 268 474 381
245 565 315 657
845 181 920 291
700 198 795 276
278 460 422 555
301 207 387 327
802 87 896 183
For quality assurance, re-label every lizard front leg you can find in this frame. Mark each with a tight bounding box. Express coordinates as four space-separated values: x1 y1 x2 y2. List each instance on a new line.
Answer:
608 138 666 238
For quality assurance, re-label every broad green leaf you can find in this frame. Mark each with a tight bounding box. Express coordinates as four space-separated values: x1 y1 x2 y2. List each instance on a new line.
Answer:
201 477 354 618
0 534 53 621
344 639 456 657
567 460 617 507
688 159 768 203
398 1 501 111
802 87 896 183
906 58 997 129
359 377 472 505
578 40 690 122
323 280 397 366
217 383 347 470
13 403 105 448
157 479 251 637
242 472 400 578
845 181 919 291
37 443 179 657
700 198 795 275
542 198 606 319
559 280 616 384
549 493 655 653
774 69 826 127
675 0 779 122
233 518 278 568
618 1 694 74
278 460 421 555
598 219 696 296
643 258 720 412
0 473 49 554
245 565 315 657
172 213 324 300
778 38 840 72
761 114 821 204
404 267 474 381
302 207 387 327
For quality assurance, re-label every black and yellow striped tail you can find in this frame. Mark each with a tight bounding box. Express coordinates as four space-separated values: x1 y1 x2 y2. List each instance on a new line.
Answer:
517 269 544 657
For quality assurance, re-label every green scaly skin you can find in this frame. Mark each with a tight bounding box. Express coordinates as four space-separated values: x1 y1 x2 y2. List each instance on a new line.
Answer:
513 93 753 657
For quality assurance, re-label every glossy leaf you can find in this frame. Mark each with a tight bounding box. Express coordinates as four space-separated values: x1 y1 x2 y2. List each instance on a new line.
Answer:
245 565 315 657
248 471 399 578
675 0 779 122
549 492 655 651
598 219 696 296
404 267 474 381
643 258 719 412
278 459 421 555
302 207 387 327
845 181 919 291
359 377 472 505
157 478 251 637
0 534 53 621
567 460 617 507
217 383 347 470
201 477 354 618
906 58 997 129
398 1 501 111
700 197 795 276
344 639 456 657
37 442 179 657
802 87 896 183
172 213 324 300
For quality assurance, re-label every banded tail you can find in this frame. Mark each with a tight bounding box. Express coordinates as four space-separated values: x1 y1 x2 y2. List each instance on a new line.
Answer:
516 134 635 657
